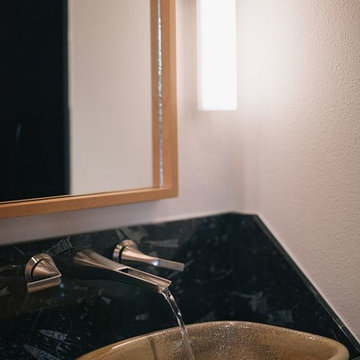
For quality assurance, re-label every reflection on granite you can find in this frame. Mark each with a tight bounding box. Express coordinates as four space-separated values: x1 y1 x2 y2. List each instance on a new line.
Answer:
0 213 358 359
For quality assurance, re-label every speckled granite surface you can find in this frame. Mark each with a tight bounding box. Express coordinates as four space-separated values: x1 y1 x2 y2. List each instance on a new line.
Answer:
0 213 358 359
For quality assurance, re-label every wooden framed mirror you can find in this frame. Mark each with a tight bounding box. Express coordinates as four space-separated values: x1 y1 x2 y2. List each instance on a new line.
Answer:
0 0 177 219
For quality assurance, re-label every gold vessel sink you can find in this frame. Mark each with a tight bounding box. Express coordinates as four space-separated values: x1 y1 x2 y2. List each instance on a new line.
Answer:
77 321 349 360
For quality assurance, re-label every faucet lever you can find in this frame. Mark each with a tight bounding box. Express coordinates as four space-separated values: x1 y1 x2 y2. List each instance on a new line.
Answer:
25 254 62 293
73 249 171 293
113 240 185 272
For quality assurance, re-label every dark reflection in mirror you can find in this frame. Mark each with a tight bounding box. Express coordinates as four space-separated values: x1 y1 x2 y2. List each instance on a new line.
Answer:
0 0 69 201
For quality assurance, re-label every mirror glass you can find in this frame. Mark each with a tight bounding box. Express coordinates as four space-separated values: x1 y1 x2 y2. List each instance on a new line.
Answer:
0 0 159 202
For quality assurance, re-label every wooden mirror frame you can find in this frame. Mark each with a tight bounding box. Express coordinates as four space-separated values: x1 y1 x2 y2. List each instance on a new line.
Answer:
0 0 178 219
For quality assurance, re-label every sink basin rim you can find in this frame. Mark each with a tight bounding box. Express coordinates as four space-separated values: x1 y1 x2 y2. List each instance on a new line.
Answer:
77 320 350 360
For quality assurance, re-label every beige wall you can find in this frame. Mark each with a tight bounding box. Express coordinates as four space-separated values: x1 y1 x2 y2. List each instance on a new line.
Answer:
0 0 359 343
235 0 360 342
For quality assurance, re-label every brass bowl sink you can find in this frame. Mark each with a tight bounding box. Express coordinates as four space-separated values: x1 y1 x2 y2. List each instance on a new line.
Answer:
77 321 349 360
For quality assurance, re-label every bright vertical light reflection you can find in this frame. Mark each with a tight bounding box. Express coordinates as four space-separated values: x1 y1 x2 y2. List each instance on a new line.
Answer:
197 0 237 111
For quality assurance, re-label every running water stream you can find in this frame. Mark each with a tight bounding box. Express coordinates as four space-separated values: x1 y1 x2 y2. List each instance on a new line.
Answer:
161 288 196 360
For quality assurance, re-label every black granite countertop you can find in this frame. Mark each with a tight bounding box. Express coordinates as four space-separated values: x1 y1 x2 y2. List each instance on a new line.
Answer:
0 213 358 359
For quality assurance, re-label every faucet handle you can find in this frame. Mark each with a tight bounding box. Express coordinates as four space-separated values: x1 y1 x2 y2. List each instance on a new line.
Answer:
24 254 62 293
113 240 185 272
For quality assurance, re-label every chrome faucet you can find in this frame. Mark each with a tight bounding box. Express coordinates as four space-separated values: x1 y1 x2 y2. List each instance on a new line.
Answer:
73 249 172 293
113 240 185 272
25 254 62 293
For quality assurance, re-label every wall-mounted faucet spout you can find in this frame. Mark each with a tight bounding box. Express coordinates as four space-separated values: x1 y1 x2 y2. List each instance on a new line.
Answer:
73 249 171 293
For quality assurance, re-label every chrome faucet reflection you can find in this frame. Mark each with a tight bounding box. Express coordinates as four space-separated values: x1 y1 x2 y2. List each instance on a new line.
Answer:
73 249 173 293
